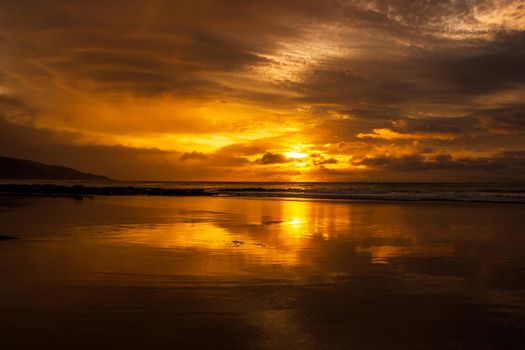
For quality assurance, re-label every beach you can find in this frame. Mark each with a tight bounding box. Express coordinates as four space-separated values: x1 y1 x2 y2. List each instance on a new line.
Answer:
2 0 525 347
1 195 525 349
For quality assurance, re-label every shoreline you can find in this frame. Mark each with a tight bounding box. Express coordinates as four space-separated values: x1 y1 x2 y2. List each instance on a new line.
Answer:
1 183 524 204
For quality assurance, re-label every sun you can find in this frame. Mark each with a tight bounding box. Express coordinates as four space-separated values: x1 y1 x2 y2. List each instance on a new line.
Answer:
285 151 308 159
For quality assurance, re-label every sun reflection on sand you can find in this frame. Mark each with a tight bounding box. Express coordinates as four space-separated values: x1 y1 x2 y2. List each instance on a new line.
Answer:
104 198 339 270
45 196 491 276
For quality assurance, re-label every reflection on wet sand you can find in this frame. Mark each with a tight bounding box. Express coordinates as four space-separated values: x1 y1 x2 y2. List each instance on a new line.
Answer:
1 196 525 349
114 199 324 268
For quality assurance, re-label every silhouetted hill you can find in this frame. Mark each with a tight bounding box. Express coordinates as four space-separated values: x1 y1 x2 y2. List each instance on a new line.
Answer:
0 155 109 180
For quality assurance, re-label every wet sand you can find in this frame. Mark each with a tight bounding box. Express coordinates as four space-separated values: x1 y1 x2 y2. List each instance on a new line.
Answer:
1 195 524 349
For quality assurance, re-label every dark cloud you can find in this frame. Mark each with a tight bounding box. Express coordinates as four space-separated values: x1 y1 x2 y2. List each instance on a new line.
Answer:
256 152 291 165
310 153 338 166
216 143 267 156
180 151 208 161
4 1 525 105
477 104 525 134
210 154 250 167
418 33 525 96
17 34 266 96
299 37 525 108
344 105 401 121
0 95 38 124
353 154 428 171
352 152 525 174
355 104 525 142
392 116 482 135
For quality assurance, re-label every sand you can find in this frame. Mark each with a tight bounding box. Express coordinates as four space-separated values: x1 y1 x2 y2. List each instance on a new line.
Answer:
1 195 524 349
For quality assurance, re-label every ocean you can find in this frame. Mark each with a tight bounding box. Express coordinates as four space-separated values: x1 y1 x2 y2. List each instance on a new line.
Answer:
2 180 525 202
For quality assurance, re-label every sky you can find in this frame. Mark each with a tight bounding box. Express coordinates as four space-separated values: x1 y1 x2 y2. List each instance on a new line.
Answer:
1 0 524 181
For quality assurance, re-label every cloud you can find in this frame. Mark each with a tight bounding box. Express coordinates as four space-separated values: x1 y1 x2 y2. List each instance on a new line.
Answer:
392 116 482 135
1 0 524 181
357 128 456 141
352 152 525 173
216 142 268 156
256 152 291 165
310 153 338 166
477 104 525 134
180 151 208 161
0 95 38 124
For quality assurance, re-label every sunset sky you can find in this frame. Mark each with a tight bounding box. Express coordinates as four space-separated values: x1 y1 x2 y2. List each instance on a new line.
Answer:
1 0 524 181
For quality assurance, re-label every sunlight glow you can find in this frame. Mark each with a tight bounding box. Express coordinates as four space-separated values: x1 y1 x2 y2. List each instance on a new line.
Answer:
285 151 308 159
286 217 304 228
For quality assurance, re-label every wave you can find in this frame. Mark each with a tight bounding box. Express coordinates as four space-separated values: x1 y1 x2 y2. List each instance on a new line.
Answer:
1 182 525 203
211 186 525 203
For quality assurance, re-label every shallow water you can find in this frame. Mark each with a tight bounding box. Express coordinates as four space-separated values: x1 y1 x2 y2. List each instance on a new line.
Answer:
1 196 524 349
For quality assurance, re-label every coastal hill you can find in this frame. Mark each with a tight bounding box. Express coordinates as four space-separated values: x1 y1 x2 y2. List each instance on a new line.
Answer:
0 155 109 180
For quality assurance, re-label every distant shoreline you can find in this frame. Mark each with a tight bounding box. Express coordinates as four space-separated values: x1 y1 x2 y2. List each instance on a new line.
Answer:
1 183 524 204
0 184 211 198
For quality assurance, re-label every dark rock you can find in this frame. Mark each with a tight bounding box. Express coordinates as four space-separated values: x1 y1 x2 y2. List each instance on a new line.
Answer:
0 235 18 241
0 184 215 197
